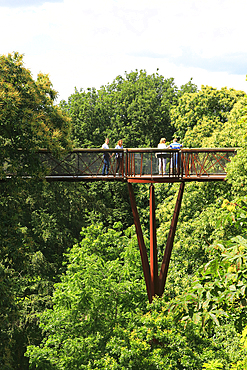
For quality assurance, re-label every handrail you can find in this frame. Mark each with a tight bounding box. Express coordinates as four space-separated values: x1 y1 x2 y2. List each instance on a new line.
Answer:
1 148 237 183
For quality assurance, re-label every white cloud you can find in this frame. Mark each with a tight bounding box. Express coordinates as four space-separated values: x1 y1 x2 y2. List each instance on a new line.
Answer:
0 0 247 101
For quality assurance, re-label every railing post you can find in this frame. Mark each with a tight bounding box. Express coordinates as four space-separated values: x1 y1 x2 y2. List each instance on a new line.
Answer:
124 149 128 178
178 150 180 177
180 150 183 178
140 153 143 177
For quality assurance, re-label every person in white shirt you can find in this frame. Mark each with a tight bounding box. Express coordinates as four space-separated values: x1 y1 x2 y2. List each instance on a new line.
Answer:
157 138 167 174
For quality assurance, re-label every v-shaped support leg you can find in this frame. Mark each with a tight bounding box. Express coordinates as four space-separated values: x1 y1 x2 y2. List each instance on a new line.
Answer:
158 182 185 296
150 184 159 297
128 182 185 302
128 183 152 303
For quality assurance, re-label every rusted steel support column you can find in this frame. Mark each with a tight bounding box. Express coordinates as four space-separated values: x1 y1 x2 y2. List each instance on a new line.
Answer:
158 182 185 296
127 183 152 303
150 184 158 297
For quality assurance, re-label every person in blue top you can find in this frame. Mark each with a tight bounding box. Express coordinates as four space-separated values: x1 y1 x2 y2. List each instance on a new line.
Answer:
169 138 183 174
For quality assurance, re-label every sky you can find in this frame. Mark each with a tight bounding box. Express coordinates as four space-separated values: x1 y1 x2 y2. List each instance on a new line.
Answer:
1 0 247 102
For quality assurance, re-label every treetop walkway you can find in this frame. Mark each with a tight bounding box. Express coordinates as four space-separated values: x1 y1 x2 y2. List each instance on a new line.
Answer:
1 147 236 303
37 147 235 183
34 147 236 302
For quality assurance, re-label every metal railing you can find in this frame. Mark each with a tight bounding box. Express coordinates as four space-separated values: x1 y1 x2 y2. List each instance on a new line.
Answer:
126 148 181 178
1 148 236 182
38 148 125 181
181 148 236 178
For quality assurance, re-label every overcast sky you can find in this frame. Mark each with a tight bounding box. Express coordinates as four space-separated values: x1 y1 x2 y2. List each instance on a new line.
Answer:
1 0 247 102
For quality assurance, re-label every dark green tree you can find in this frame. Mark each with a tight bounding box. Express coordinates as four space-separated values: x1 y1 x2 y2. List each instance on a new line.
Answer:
26 223 147 369
62 70 185 149
0 52 72 369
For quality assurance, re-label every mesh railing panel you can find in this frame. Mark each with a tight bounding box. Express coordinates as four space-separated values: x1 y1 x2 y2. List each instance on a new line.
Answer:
182 151 235 177
39 150 121 177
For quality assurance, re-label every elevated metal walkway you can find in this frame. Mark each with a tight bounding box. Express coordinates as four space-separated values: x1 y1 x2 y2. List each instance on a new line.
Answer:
35 147 235 183
1 147 236 303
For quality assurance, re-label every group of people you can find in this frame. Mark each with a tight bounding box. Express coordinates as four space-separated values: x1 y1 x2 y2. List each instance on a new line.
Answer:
101 137 183 176
157 137 183 174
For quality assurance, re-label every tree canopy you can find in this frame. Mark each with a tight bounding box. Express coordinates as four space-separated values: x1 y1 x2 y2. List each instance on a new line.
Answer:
170 85 246 147
1 52 247 369
0 52 72 178
61 70 197 149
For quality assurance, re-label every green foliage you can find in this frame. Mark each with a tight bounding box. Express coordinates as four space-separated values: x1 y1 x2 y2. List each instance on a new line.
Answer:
170 85 245 147
26 223 147 369
2 57 247 369
62 70 194 149
167 231 247 332
202 360 223 369
60 86 109 148
155 181 235 299
0 174 134 368
0 52 72 179
26 201 247 369
101 300 245 370
81 181 133 229
0 264 19 369
204 96 247 148
227 151 247 197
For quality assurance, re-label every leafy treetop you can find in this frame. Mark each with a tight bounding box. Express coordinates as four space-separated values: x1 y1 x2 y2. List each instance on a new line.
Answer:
0 52 72 178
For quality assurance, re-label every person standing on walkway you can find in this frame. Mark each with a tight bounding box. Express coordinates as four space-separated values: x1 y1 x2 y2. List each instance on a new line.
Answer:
115 139 123 175
157 138 167 174
169 137 183 174
102 138 110 175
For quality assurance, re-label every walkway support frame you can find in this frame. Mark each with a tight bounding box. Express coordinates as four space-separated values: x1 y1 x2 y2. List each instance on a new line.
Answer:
2 147 235 302
158 182 185 296
128 182 185 302
128 183 152 303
